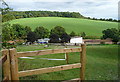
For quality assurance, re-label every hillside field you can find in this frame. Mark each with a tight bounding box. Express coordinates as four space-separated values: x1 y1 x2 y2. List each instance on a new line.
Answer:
8 17 118 37
17 45 118 80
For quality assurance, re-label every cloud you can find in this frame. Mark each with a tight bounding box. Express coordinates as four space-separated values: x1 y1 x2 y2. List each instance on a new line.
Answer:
4 0 119 19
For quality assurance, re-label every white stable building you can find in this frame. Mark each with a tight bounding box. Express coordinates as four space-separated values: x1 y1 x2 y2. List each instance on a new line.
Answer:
70 37 84 44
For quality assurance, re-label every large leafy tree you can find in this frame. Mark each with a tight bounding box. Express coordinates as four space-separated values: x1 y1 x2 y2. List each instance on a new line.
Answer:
50 26 66 37
2 14 15 22
50 26 70 43
50 26 65 43
2 23 15 42
34 26 49 39
49 33 60 43
12 24 26 39
27 32 37 43
102 28 120 43
24 26 32 34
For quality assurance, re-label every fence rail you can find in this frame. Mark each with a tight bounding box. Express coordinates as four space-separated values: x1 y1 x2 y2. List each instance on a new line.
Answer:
1 44 86 81
17 48 82 57
18 63 81 77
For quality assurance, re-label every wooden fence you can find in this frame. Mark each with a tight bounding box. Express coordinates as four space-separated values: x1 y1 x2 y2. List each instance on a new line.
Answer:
1 44 86 81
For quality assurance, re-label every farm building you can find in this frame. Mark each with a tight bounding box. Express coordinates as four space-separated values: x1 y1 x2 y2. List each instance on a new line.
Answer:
70 37 84 44
38 38 50 44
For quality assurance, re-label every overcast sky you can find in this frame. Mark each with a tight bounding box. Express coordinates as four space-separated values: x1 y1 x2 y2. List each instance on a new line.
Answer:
4 0 119 20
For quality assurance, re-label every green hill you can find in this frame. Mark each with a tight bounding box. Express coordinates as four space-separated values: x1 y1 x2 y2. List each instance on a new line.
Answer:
8 17 118 37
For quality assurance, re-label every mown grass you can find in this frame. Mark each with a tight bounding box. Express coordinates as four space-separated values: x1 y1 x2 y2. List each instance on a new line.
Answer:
17 45 118 80
8 17 118 36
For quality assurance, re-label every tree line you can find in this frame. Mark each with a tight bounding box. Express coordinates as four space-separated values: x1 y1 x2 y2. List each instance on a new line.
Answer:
86 17 119 22
2 10 119 22
2 11 119 23
2 23 95 44
2 23 73 44
2 23 120 49
2 11 84 22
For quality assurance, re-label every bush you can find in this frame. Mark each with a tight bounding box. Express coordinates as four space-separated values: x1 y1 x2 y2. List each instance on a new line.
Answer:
102 28 120 43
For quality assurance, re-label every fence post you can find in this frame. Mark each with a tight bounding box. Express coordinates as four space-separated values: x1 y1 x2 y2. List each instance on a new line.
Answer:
65 44 69 64
9 48 19 80
66 53 69 64
80 44 86 81
2 49 11 80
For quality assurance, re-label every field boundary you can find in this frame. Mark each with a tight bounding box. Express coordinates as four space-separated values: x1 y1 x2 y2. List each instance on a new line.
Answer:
1 44 86 81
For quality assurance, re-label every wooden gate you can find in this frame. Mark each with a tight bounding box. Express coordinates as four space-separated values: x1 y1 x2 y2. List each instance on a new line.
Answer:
1 44 86 81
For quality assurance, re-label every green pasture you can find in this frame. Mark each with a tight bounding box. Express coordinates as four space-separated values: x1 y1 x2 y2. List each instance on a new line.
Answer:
16 45 118 80
8 17 118 36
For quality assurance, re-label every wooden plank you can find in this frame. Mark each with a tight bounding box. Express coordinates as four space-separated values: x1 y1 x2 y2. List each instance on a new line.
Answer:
17 48 82 58
9 48 19 80
80 44 86 81
2 49 11 80
18 63 81 77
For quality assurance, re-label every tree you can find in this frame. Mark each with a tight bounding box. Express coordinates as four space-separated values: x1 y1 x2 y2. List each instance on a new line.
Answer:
50 26 66 37
27 32 37 43
2 23 15 42
49 33 60 43
102 28 120 43
0 0 15 22
24 26 32 34
80 32 86 38
0 0 13 15
12 24 26 39
108 18 113 21
2 14 15 22
93 18 96 20
49 26 68 43
61 33 71 43
34 26 49 39
70 31 76 37
113 19 117 22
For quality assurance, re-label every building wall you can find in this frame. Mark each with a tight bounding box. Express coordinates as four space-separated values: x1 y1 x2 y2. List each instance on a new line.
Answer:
70 37 84 44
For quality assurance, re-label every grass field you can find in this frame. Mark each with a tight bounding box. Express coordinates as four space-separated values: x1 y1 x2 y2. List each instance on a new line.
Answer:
16 45 118 80
8 17 118 36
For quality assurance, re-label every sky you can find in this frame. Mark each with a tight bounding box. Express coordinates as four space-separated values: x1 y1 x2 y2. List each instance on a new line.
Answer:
3 0 120 20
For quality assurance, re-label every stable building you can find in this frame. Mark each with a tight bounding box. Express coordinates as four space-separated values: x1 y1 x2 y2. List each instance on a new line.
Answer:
70 37 84 45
